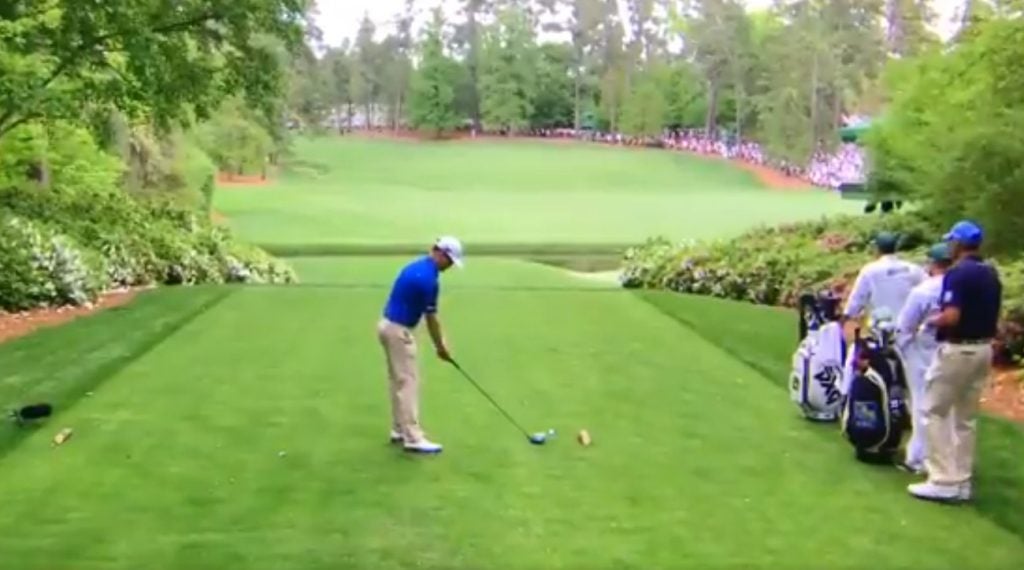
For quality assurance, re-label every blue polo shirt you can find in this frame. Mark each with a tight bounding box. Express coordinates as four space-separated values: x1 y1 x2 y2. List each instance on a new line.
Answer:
937 255 1002 342
383 256 440 328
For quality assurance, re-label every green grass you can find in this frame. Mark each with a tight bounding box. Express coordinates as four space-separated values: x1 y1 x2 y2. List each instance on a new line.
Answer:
5 137 1021 567
1 259 1021 569
288 255 617 289
641 290 1024 540
0 287 231 456
214 137 857 249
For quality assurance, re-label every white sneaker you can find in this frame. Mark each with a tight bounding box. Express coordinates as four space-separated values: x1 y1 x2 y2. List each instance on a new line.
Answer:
403 439 443 454
898 461 927 476
959 481 973 502
389 430 403 444
907 481 962 503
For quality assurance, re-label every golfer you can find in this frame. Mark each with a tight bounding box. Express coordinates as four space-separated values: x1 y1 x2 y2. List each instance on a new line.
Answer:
377 236 463 454
909 221 1001 503
895 243 953 475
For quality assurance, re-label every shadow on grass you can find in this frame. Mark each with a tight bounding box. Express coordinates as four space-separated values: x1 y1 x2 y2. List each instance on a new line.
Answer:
638 289 1024 541
527 254 623 273
0 287 233 459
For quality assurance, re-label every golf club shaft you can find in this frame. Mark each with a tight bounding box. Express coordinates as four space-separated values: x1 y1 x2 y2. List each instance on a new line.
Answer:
450 361 531 438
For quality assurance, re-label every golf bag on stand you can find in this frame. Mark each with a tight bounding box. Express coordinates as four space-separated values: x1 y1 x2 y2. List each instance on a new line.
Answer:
840 312 911 465
789 292 846 422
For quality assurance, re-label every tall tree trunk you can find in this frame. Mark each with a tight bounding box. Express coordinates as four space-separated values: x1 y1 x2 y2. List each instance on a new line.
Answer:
705 80 719 136
809 51 819 153
832 87 843 132
574 69 582 131
468 8 482 132
734 86 742 141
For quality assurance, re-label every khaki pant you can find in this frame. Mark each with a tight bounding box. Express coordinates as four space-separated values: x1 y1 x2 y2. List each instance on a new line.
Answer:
377 319 424 443
922 342 992 486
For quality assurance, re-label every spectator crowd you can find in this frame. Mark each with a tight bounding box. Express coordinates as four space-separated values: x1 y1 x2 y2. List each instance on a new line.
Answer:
520 127 867 190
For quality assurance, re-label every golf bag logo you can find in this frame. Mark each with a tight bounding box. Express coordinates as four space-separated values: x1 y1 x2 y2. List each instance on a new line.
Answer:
851 401 879 430
813 363 844 408
790 321 846 422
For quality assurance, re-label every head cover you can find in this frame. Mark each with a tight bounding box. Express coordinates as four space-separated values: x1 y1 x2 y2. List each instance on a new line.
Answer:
926 242 952 263
874 232 899 252
435 236 464 267
943 220 983 247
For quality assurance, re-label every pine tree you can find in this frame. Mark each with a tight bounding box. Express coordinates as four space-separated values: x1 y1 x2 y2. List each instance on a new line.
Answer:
409 9 460 138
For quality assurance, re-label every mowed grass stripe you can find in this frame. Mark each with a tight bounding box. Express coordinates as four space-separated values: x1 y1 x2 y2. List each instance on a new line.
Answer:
0 274 1020 569
0 286 233 459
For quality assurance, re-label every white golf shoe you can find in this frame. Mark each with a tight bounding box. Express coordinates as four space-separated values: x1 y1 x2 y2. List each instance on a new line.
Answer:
898 461 927 476
403 438 443 454
959 481 973 502
389 430 403 444
907 481 962 503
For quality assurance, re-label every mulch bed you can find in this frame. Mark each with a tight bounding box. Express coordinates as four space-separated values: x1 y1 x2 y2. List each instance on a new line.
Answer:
0 289 142 345
982 369 1024 423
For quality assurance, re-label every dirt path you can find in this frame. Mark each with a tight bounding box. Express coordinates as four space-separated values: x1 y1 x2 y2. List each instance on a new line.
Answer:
731 161 814 191
0 289 142 345
216 172 272 188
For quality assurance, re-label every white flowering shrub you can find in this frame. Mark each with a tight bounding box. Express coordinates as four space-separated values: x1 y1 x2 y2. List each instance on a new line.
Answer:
2 194 298 313
0 216 105 310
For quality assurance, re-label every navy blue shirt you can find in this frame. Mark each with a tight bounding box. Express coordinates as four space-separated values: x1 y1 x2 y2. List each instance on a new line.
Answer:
383 256 440 328
937 255 1002 342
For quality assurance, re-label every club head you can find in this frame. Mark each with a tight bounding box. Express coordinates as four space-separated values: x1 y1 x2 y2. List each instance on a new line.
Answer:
528 433 547 445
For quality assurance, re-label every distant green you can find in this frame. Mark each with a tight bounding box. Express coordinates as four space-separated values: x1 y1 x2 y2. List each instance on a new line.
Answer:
214 137 856 250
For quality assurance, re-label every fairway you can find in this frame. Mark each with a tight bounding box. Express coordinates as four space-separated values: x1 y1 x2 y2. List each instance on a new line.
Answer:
1 258 1022 569
214 138 857 250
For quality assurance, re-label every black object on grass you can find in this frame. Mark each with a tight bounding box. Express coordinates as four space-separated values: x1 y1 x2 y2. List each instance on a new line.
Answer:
9 403 53 426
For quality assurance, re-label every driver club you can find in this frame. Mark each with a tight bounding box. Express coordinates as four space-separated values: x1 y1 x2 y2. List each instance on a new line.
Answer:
448 360 550 445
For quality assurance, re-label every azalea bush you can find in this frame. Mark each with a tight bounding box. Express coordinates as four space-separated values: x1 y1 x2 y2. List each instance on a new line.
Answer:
623 212 937 305
0 216 106 310
622 212 1024 363
0 186 296 312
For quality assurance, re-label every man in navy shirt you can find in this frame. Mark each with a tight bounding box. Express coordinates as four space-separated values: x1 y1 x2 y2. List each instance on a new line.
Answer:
377 236 463 454
908 221 1001 503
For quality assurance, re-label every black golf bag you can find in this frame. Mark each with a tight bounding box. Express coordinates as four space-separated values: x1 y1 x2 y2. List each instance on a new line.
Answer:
841 322 910 465
790 292 846 422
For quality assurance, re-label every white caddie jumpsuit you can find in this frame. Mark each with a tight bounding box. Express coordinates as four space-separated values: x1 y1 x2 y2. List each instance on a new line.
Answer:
896 275 944 468
840 255 927 395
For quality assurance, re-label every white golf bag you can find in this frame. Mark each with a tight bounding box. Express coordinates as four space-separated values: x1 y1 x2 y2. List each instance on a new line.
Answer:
790 293 846 422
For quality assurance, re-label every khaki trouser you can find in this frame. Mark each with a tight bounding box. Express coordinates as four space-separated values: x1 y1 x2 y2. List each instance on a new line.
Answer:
377 319 424 443
922 342 992 486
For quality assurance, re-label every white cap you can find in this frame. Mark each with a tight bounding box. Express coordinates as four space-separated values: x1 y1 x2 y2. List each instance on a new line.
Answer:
434 236 464 267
